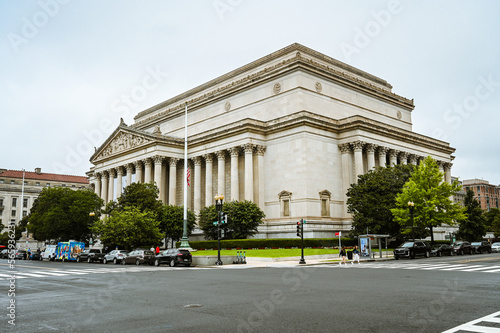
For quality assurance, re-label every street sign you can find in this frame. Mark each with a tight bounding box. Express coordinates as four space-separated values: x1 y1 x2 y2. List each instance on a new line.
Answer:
335 231 341 236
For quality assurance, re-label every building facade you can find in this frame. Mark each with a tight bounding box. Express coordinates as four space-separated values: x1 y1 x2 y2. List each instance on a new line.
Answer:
0 168 89 228
88 43 455 239
463 179 500 211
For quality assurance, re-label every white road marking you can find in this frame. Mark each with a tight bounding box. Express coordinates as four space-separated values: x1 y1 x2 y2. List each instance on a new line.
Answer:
441 310 500 333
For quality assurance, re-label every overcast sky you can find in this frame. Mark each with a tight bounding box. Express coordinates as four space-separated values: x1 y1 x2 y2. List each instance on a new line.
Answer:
1 1 499 184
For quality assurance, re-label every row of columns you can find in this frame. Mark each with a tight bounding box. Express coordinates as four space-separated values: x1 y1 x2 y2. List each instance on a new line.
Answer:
339 141 452 182
92 144 266 211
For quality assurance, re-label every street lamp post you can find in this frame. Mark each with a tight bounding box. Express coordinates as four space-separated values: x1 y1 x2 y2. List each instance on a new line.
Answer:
89 212 95 248
215 194 224 266
408 201 415 242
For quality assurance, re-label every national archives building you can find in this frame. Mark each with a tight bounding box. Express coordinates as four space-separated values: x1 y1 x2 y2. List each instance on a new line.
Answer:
87 43 455 240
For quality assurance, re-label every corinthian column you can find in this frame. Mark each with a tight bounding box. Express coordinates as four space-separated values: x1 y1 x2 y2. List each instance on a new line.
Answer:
389 150 398 167
193 156 202 213
95 173 102 199
143 158 152 183
134 160 143 183
108 169 116 202
378 147 388 167
256 145 266 209
243 143 254 202
229 147 240 202
444 162 452 184
101 171 109 204
153 156 163 201
399 152 409 165
352 141 365 181
116 166 123 197
366 143 376 170
216 150 226 197
126 164 133 187
204 154 213 206
339 143 351 217
168 158 178 205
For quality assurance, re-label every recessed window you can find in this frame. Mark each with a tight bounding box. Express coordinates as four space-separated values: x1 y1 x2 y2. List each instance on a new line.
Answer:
283 199 290 217
11 210 16 217
278 190 292 218
23 198 28 208
0 179 4 184
24 181 28 185
12 198 17 207
46 183 50 187
0 199 3 206
10 180 15 184
22 211 27 217
36 182 40 186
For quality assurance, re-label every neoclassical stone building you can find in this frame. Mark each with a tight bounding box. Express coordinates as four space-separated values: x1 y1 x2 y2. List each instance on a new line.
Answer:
87 43 455 239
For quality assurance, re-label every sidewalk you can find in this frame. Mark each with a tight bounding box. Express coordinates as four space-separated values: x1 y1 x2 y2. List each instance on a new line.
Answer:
219 253 394 268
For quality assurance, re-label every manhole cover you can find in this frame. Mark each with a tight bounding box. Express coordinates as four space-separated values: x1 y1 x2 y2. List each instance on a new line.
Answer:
182 304 203 308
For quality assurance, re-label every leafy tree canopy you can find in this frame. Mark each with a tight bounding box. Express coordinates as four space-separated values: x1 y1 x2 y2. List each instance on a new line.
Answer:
485 208 500 230
456 189 487 242
347 164 414 239
159 205 196 246
92 206 163 250
27 187 103 242
114 182 163 215
199 200 265 240
391 156 466 242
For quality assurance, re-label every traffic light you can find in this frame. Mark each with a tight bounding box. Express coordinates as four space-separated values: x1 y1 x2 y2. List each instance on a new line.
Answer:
222 214 228 224
297 220 302 237
220 229 225 239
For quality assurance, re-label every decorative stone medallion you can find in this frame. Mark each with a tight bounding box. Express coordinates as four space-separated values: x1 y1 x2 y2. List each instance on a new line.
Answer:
315 82 322 93
273 83 281 94
224 102 231 111
397 111 402 120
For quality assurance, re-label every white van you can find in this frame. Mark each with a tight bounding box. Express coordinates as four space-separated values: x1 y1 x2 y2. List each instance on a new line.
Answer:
41 245 57 261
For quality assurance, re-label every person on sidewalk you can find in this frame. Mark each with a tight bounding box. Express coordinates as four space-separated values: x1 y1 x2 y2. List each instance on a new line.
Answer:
352 245 360 264
339 246 347 265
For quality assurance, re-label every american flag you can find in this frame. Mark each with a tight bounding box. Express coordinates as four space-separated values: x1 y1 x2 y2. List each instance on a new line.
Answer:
186 167 191 186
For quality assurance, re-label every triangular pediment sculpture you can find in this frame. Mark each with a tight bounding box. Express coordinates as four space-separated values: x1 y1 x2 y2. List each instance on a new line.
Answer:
97 131 152 159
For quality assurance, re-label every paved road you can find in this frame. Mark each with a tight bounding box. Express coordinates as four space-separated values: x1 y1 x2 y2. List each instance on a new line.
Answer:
1 254 500 332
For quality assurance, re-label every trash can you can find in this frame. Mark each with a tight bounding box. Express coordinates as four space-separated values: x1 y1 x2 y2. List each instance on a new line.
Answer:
347 251 353 260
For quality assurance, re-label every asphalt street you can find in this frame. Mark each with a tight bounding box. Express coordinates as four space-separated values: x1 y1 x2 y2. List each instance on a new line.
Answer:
1 254 500 333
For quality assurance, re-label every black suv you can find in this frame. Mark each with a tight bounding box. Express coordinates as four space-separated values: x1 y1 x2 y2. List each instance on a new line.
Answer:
394 241 431 260
470 241 492 254
154 249 192 267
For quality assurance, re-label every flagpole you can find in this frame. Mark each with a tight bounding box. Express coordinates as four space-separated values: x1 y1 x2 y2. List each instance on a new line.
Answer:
180 102 190 249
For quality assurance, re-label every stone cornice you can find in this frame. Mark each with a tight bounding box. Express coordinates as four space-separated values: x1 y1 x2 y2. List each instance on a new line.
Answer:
132 43 413 130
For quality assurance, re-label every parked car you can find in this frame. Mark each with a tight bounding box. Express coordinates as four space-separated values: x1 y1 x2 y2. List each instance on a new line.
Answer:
492 242 500 253
14 250 27 260
103 250 129 264
122 249 155 266
430 244 453 257
0 249 9 259
393 241 431 260
452 241 473 255
471 241 492 254
153 249 192 267
76 249 106 263
28 252 42 260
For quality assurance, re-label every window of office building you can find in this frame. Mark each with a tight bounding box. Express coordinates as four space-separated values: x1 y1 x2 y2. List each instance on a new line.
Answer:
23 198 28 208
23 211 27 217
12 198 17 207
279 191 292 217
11 210 16 217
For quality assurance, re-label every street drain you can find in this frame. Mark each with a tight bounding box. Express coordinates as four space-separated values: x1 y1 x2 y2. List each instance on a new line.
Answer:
182 304 203 308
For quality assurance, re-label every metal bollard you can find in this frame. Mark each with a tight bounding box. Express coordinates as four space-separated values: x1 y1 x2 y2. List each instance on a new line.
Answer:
243 251 246 264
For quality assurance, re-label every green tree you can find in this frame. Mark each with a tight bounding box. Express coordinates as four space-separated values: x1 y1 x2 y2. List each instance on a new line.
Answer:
485 208 500 230
92 206 163 250
456 189 487 242
492 214 500 238
115 182 163 216
159 205 196 247
199 200 265 240
391 156 466 242
347 164 414 239
27 187 103 242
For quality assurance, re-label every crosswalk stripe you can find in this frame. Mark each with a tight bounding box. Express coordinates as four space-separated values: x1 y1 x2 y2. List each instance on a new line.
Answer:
484 268 500 273
461 265 500 272
30 271 70 276
439 265 478 271
441 310 500 333
15 272 49 277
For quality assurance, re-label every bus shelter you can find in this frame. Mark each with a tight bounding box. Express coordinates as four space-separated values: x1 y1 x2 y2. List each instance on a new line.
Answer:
359 234 391 259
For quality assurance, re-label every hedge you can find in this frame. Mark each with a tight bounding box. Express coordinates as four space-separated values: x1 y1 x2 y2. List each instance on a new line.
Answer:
176 237 357 250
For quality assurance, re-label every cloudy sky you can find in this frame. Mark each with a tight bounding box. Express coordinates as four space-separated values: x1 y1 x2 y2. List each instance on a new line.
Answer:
1 1 499 184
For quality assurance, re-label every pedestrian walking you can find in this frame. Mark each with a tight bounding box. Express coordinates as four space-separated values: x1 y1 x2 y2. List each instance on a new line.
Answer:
339 246 347 265
352 245 360 264
155 246 160 255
